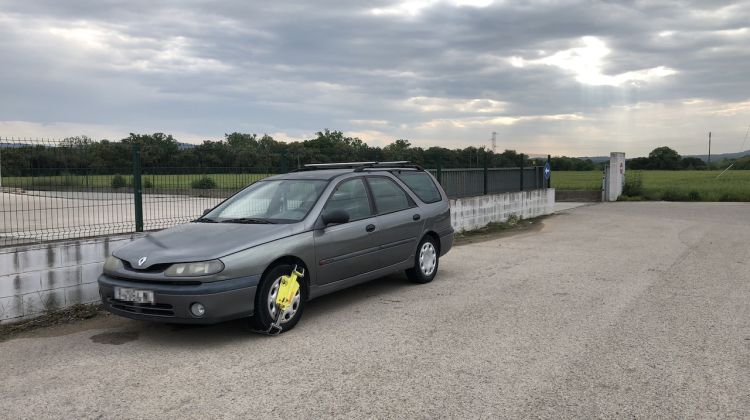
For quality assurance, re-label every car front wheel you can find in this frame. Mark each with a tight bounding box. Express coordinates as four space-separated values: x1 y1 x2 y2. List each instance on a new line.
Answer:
406 236 439 284
250 264 306 333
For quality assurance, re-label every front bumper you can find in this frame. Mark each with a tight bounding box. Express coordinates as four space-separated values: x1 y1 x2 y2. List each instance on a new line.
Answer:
98 274 260 324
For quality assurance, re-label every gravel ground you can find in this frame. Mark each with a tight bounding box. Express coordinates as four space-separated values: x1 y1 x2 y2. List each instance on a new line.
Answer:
1 202 748 419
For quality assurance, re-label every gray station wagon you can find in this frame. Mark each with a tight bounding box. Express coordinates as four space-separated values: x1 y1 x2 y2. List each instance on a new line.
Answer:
98 161 453 333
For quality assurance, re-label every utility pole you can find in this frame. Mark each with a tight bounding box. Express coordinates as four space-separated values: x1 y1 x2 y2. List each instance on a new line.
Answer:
491 132 497 153
708 132 712 164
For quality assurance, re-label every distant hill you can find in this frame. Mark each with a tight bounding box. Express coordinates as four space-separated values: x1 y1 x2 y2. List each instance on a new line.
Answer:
0 142 32 149
577 156 610 163
577 149 750 163
688 150 750 162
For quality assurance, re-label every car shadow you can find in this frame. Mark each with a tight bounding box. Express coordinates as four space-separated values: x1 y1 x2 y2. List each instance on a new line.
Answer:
302 272 412 322
108 272 414 347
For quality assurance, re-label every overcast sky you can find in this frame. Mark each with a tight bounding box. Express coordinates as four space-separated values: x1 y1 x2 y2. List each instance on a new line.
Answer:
1 0 749 156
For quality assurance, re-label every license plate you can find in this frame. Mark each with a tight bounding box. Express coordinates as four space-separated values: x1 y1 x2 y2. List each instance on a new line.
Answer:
114 287 155 304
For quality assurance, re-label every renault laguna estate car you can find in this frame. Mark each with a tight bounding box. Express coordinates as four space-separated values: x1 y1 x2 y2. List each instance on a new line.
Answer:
98 162 453 333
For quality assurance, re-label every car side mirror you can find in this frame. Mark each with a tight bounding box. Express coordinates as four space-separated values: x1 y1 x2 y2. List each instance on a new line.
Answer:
202 208 211 216
321 209 350 226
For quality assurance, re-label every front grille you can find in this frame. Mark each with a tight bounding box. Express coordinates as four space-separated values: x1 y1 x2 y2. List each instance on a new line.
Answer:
123 261 172 273
109 298 175 317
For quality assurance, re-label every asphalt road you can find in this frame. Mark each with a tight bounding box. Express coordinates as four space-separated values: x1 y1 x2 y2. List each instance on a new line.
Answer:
1 202 749 419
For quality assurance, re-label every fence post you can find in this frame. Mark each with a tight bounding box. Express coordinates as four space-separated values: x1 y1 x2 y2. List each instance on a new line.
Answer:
483 152 488 195
280 149 288 173
436 160 443 186
547 154 551 188
519 156 524 192
132 143 144 232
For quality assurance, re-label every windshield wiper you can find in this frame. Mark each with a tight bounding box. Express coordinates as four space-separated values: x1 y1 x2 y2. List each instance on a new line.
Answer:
219 217 276 224
194 217 217 223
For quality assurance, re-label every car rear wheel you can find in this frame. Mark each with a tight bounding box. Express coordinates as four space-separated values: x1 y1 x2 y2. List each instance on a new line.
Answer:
250 264 306 333
406 235 439 284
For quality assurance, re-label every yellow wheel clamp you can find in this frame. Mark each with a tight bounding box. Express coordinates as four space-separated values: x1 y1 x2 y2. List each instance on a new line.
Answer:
266 265 304 335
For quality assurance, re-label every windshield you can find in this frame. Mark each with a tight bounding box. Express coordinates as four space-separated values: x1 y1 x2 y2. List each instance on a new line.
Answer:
202 179 328 223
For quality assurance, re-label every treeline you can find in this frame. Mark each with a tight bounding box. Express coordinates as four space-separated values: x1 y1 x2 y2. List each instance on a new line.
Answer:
4 133 746 177
627 146 750 170
1 130 548 176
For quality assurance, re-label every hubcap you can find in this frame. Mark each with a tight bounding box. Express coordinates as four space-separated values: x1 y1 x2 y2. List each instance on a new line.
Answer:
267 276 301 324
419 242 437 276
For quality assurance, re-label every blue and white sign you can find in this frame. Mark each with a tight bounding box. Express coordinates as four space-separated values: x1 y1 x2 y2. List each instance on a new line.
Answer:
544 162 551 180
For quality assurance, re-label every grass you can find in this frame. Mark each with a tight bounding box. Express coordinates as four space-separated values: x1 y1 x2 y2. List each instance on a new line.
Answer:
2 173 273 190
552 170 750 202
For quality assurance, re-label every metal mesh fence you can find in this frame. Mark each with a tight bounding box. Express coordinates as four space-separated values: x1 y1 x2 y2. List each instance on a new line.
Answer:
0 137 139 246
0 139 279 246
427 166 546 198
1 137 548 247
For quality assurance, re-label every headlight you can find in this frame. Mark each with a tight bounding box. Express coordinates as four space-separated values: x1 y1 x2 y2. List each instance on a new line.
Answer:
103 256 123 274
165 260 224 277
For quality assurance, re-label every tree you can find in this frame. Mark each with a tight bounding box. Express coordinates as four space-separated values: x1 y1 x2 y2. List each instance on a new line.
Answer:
648 146 682 170
680 157 707 170
123 133 180 167
382 139 411 161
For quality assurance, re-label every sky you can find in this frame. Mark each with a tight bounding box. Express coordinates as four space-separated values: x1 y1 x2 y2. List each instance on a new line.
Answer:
1 0 749 157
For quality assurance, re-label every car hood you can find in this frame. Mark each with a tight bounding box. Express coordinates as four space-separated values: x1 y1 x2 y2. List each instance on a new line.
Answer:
114 222 298 268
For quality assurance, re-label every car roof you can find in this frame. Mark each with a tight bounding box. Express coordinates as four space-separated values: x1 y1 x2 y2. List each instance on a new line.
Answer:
266 167 421 181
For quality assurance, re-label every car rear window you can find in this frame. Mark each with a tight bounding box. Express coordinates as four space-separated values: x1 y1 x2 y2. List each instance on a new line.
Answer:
393 171 442 203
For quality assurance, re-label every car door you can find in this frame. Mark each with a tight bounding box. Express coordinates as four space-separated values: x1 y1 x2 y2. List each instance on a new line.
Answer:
366 176 423 269
314 177 381 285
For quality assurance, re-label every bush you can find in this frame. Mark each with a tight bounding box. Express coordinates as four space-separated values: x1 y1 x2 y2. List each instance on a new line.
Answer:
505 213 521 226
191 176 217 189
622 173 644 197
143 178 154 189
660 188 688 201
719 192 740 202
111 175 127 189
687 190 701 201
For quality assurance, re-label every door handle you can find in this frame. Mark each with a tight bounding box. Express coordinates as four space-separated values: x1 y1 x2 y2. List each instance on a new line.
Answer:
366 224 376 232
413 214 421 221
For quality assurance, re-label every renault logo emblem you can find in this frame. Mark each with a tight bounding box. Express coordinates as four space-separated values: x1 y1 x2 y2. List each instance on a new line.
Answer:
138 257 148 266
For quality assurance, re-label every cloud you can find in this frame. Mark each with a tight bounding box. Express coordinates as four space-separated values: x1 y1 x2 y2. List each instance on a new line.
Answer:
510 37 677 87
0 0 749 156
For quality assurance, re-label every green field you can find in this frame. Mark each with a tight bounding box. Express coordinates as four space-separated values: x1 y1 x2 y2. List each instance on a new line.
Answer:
552 170 750 201
1 173 272 190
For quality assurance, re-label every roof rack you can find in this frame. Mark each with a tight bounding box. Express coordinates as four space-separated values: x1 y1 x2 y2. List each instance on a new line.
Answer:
293 161 423 172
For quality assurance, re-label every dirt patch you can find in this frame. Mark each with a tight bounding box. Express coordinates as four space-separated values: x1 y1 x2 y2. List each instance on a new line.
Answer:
454 215 546 246
0 304 107 342
90 331 140 345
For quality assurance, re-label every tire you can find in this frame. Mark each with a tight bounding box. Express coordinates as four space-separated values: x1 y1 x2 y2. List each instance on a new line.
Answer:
250 264 306 333
406 235 439 284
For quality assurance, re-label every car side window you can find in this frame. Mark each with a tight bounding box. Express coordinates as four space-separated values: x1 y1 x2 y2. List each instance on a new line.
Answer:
367 177 414 214
323 178 373 221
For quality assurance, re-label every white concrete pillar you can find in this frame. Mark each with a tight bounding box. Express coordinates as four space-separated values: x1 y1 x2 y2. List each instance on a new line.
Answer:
607 152 626 201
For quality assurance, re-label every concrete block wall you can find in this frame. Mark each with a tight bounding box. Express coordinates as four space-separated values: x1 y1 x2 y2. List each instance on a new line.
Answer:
0 234 143 324
450 188 555 232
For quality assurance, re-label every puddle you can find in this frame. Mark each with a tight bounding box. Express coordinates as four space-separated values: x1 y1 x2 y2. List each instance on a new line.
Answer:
90 331 140 345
